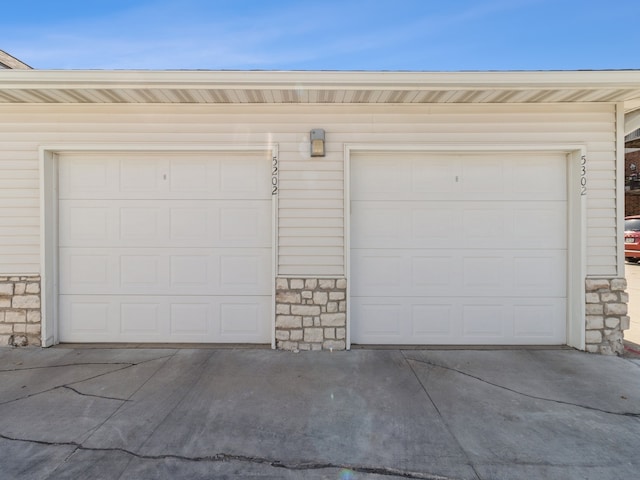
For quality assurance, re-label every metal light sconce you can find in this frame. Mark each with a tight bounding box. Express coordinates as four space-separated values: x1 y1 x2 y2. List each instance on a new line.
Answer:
310 129 325 157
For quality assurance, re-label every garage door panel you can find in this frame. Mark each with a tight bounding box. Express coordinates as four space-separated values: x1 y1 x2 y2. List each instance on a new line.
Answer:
350 204 406 243
219 207 269 243
412 256 453 288
461 304 506 337
168 159 210 193
412 208 454 240
120 303 160 335
351 158 412 198
513 304 561 337
219 157 270 196
120 158 163 194
352 203 451 247
59 295 270 343
219 302 264 337
351 153 566 202
352 249 566 297
411 305 454 336
513 155 567 198
170 303 210 334
165 156 270 197
352 297 566 345
59 205 114 243
512 207 567 246
461 298 566 342
462 208 505 240
120 207 162 241
59 156 118 198
63 253 112 287
352 201 565 249
411 159 458 194
60 154 270 200
352 155 459 200
59 199 271 248
119 254 163 288
354 303 405 338
513 255 566 294
63 300 111 335
60 247 271 295
460 159 505 194
352 254 404 289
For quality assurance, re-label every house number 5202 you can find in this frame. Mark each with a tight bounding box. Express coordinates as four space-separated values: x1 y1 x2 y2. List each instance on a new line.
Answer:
580 155 587 196
271 154 279 195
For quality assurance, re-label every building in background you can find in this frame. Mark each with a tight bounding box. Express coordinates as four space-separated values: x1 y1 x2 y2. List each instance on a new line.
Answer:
626 130 640 215
0 50 32 70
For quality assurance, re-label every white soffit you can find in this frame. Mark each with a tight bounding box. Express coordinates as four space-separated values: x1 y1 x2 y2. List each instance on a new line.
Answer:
0 70 639 109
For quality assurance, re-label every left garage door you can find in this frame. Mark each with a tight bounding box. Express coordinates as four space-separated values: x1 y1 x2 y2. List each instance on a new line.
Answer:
57 152 272 343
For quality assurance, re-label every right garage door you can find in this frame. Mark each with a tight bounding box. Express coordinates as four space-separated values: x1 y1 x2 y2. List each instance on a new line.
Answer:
350 152 567 345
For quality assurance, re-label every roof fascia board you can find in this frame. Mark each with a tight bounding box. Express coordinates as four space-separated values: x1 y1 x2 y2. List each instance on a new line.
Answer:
2 70 640 92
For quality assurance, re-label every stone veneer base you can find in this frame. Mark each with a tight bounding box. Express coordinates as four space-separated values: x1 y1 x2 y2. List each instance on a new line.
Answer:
275 278 347 351
0 276 41 347
585 278 629 355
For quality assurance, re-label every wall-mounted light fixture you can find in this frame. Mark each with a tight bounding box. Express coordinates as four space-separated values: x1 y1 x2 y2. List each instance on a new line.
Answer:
310 129 325 157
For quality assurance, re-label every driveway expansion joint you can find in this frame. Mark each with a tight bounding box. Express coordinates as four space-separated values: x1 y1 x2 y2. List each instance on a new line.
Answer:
400 351 482 480
404 355 640 418
0 432 459 480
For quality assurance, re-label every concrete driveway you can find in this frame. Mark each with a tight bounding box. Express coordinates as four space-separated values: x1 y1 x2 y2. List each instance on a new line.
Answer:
1 346 639 480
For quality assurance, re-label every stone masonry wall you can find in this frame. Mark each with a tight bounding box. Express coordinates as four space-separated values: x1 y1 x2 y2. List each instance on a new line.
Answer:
585 278 629 355
0 276 41 347
275 278 346 351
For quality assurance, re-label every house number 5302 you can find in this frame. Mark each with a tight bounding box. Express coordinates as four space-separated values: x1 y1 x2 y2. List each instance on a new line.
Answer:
580 155 587 196
271 154 279 195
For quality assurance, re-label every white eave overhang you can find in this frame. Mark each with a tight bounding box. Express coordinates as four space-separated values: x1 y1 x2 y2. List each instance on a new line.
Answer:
1 70 639 117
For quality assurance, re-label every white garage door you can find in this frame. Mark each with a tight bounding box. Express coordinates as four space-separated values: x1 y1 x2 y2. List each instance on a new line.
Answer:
58 152 272 343
351 152 567 345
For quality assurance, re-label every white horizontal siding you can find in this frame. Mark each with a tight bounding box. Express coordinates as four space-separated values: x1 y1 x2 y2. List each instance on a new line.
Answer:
0 102 617 277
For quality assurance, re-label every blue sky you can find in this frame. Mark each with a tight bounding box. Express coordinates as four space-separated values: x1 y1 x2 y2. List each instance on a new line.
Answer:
2 0 639 71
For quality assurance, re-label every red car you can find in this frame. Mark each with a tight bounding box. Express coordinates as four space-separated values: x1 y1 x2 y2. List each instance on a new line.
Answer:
625 215 640 263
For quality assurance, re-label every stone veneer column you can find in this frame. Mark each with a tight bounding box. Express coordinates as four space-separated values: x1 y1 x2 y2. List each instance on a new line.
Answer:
0 276 41 347
585 278 629 355
275 278 347 351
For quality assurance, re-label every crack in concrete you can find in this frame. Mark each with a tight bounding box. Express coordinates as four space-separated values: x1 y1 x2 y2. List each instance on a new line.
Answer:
61 385 130 403
404 355 640 418
0 362 135 373
0 354 176 407
0 354 177 373
0 432 457 480
0 364 133 407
